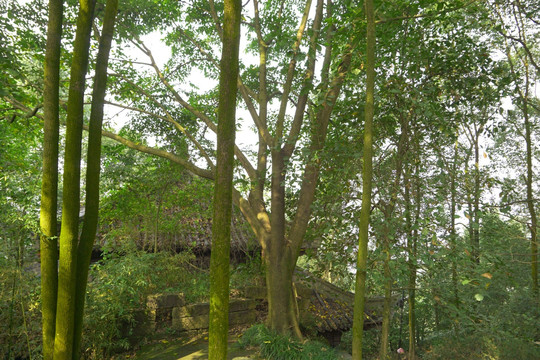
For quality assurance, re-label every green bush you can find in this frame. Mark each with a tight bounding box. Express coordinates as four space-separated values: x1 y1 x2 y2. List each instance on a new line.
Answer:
338 328 379 357
422 330 540 360
0 261 42 360
238 324 340 360
82 250 199 358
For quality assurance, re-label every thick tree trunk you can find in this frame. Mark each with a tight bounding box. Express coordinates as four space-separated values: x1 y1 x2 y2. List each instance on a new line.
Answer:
40 0 63 358
265 253 300 336
208 0 241 357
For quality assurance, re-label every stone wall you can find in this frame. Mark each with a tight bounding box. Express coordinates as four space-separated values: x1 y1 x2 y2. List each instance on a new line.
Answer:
139 293 256 337
172 299 256 331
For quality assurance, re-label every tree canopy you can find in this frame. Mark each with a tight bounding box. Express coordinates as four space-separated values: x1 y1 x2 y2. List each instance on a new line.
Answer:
1 0 539 358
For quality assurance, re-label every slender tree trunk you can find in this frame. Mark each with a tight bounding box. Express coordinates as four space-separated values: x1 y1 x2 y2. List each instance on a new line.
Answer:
380 237 392 359
472 127 481 264
379 116 409 359
351 1 375 355
523 98 538 296
464 144 475 264
208 0 241 357
72 1 118 358
54 1 96 358
405 158 419 359
450 142 460 313
154 198 162 253
40 1 63 358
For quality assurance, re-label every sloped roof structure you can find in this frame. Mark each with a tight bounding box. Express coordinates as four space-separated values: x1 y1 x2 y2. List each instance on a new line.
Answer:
294 269 399 333
172 211 256 252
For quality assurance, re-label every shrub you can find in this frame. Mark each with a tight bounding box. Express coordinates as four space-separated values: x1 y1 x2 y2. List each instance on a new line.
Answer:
82 250 198 358
338 328 379 357
238 324 340 360
422 330 540 360
0 258 42 360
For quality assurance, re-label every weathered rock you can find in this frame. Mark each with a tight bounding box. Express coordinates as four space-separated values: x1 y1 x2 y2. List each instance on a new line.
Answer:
171 309 256 331
146 293 185 309
241 286 267 300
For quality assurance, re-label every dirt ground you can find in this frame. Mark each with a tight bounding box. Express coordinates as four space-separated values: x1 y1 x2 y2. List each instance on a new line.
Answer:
121 333 262 360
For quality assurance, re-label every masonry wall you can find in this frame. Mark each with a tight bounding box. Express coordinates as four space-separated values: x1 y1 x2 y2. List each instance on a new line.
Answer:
136 293 257 338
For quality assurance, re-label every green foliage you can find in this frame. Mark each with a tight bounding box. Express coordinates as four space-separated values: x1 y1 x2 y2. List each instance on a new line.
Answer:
339 328 379 357
238 324 340 360
230 252 264 288
99 141 214 252
423 329 540 360
0 259 42 360
82 250 202 358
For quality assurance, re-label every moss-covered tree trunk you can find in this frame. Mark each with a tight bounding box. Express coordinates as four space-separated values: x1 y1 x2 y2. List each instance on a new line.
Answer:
208 0 241 357
72 0 118 358
40 1 63 358
352 0 374 357
54 1 97 358
41 0 116 357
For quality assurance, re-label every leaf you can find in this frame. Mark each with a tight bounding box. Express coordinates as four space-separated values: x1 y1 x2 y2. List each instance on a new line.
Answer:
462 279 471 285
481 272 492 279
474 293 484 302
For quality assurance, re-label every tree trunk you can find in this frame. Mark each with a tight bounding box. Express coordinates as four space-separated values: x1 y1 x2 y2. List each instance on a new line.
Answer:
379 116 409 359
352 0 374 355
208 0 241 357
405 158 419 359
450 143 460 314
40 0 63 358
54 1 97 358
265 253 300 336
72 1 118 358
472 127 481 264
380 239 392 359
523 98 538 296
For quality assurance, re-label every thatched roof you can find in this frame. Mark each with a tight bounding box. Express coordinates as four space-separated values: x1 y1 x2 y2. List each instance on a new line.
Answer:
173 212 256 252
97 202 258 254
294 270 400 333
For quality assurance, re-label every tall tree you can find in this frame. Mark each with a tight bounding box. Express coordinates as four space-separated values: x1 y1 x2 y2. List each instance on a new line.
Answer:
492 0 539 296
73 0 119 357
208 0 241 356
38 0 118 358
352 0 375 357
94 0 356 335
54 1 98 356
40 0 63 358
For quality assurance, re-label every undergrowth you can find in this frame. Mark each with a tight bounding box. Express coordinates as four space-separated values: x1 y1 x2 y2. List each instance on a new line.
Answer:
83 249 263 358
237 324 340 360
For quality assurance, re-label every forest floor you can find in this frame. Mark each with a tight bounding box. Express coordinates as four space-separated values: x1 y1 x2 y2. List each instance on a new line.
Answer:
120 332 354 359
120 333 261 359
